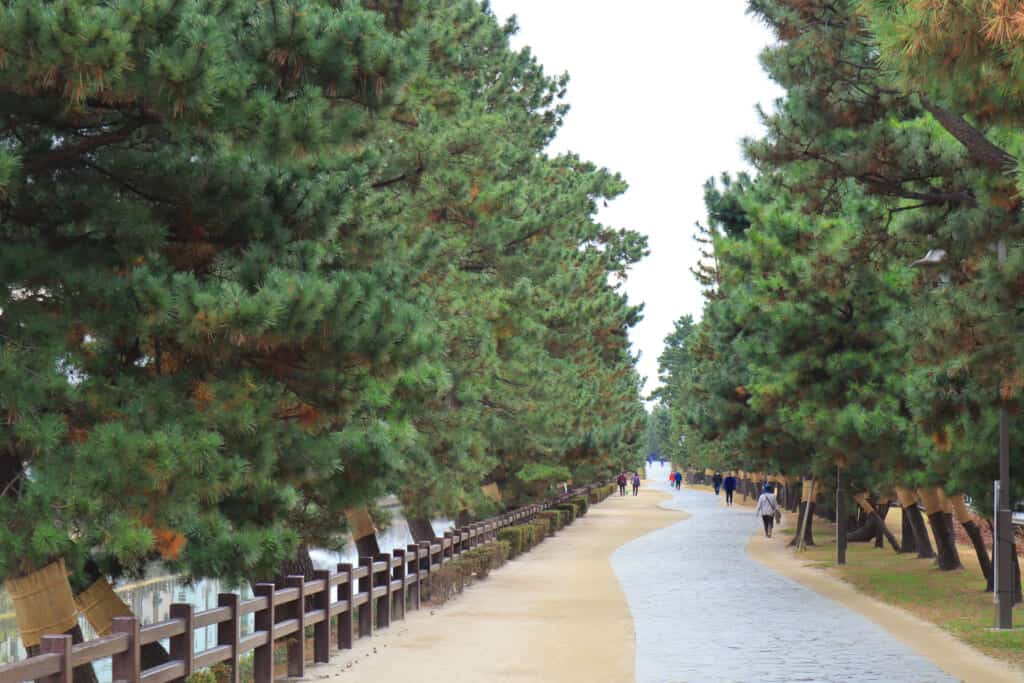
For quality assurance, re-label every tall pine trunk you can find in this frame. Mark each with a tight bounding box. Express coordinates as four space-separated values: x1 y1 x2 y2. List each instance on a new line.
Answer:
899 508 917 554
950 495 992 591
409 517 437 544
919 488 962 570
789 479 817 547
897 486 934 560
346 507 382 557
873 503 898 550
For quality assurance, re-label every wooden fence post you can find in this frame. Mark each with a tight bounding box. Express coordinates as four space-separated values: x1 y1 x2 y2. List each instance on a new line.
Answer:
407 544 421 610
373 554 391 630
252 583 276 683
168 603 194 680
393 549 407 621
111 616 140 682
285 575 305 679
312 570 331 664
217 593 240 683
419 541 432 604
357 557 374 638
337 564 354 650
40 634 71 683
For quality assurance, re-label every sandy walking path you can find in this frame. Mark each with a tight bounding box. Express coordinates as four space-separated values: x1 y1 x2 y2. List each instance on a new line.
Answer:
314 483 685 682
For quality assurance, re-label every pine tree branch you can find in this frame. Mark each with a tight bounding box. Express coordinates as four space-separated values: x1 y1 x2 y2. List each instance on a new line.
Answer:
80 161 176 205
919 96 1016 172
21 125 145 174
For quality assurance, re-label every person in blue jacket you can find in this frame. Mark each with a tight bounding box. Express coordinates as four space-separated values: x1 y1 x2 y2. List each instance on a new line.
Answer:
673 470 682 489
722 473 737 506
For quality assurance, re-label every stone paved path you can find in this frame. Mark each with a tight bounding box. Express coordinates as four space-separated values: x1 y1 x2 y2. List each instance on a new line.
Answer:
611 463 956 683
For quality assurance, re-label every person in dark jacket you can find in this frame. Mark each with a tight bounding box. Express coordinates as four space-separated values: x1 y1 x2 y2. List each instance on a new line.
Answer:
712 472 723 495
617 472 628 496
631 472 641 496
723 474 737 506
673 470 682 489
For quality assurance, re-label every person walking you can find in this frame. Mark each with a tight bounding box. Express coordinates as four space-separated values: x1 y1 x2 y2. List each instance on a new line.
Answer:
723 473 737 506
617 472 628 496
673 470 682 490
631 472 641 496
754 483 781 538
712 472 723 495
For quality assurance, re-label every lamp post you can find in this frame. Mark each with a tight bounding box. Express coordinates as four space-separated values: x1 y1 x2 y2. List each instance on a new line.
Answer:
913 245 1013 628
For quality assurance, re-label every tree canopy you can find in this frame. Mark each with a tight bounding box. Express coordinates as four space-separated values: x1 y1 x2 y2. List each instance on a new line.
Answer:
0 0 647 612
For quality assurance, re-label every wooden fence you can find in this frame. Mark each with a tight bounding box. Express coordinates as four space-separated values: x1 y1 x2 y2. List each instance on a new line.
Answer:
0 486 599 683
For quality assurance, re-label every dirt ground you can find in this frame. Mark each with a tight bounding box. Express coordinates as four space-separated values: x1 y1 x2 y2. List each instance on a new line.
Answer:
313 483 686 682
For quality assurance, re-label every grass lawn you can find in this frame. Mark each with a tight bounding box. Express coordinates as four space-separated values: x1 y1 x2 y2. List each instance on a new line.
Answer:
780 518 1024 668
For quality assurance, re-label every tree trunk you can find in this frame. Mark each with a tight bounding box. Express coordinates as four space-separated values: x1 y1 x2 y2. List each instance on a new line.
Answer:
962 519 994 591
899 509 917 554
354 534 381 558
851 494 898 551
346 506 382 558
906 505 936 559
408 517 437 544
919 488 961 570
848 515 878 542
874 503 891 549
789 502 816 547
896 486 935 560
277 543 316 583
926 511 962 569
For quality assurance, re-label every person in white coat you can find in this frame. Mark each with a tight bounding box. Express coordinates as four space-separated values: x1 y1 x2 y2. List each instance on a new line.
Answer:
754 484 781 538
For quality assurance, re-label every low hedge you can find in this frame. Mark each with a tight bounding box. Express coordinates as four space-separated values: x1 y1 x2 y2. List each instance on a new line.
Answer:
497 526 525 558
522 522 536 548
554 503 576 523
429 540 511 606
531 517 551 541
539 510 563 533
570 496 589 517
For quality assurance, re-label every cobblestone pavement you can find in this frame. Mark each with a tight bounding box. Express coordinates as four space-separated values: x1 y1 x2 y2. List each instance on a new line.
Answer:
611 464 956 683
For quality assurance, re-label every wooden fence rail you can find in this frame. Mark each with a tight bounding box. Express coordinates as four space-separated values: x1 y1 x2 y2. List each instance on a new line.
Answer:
1 486 601 683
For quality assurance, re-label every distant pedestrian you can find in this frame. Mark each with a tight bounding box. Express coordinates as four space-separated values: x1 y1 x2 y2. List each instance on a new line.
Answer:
673 470 682 489
617 472 627 496
755 484 781 538
712 472 723 495
723 473 737 506
632 472 641 496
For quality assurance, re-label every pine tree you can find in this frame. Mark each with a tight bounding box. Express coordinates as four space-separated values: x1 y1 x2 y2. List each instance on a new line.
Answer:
0 0 430 652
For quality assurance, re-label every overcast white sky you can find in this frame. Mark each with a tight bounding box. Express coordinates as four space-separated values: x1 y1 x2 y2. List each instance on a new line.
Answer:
487 1 783 398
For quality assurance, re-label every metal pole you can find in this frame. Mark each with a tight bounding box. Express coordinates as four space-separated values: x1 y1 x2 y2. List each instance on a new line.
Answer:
997 407 1014 628
995 238 1014 629
836 466 847 565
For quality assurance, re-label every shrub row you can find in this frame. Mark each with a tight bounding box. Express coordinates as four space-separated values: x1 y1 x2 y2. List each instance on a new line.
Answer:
589 483 616 504
497 516 550 558
428 540 512 606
